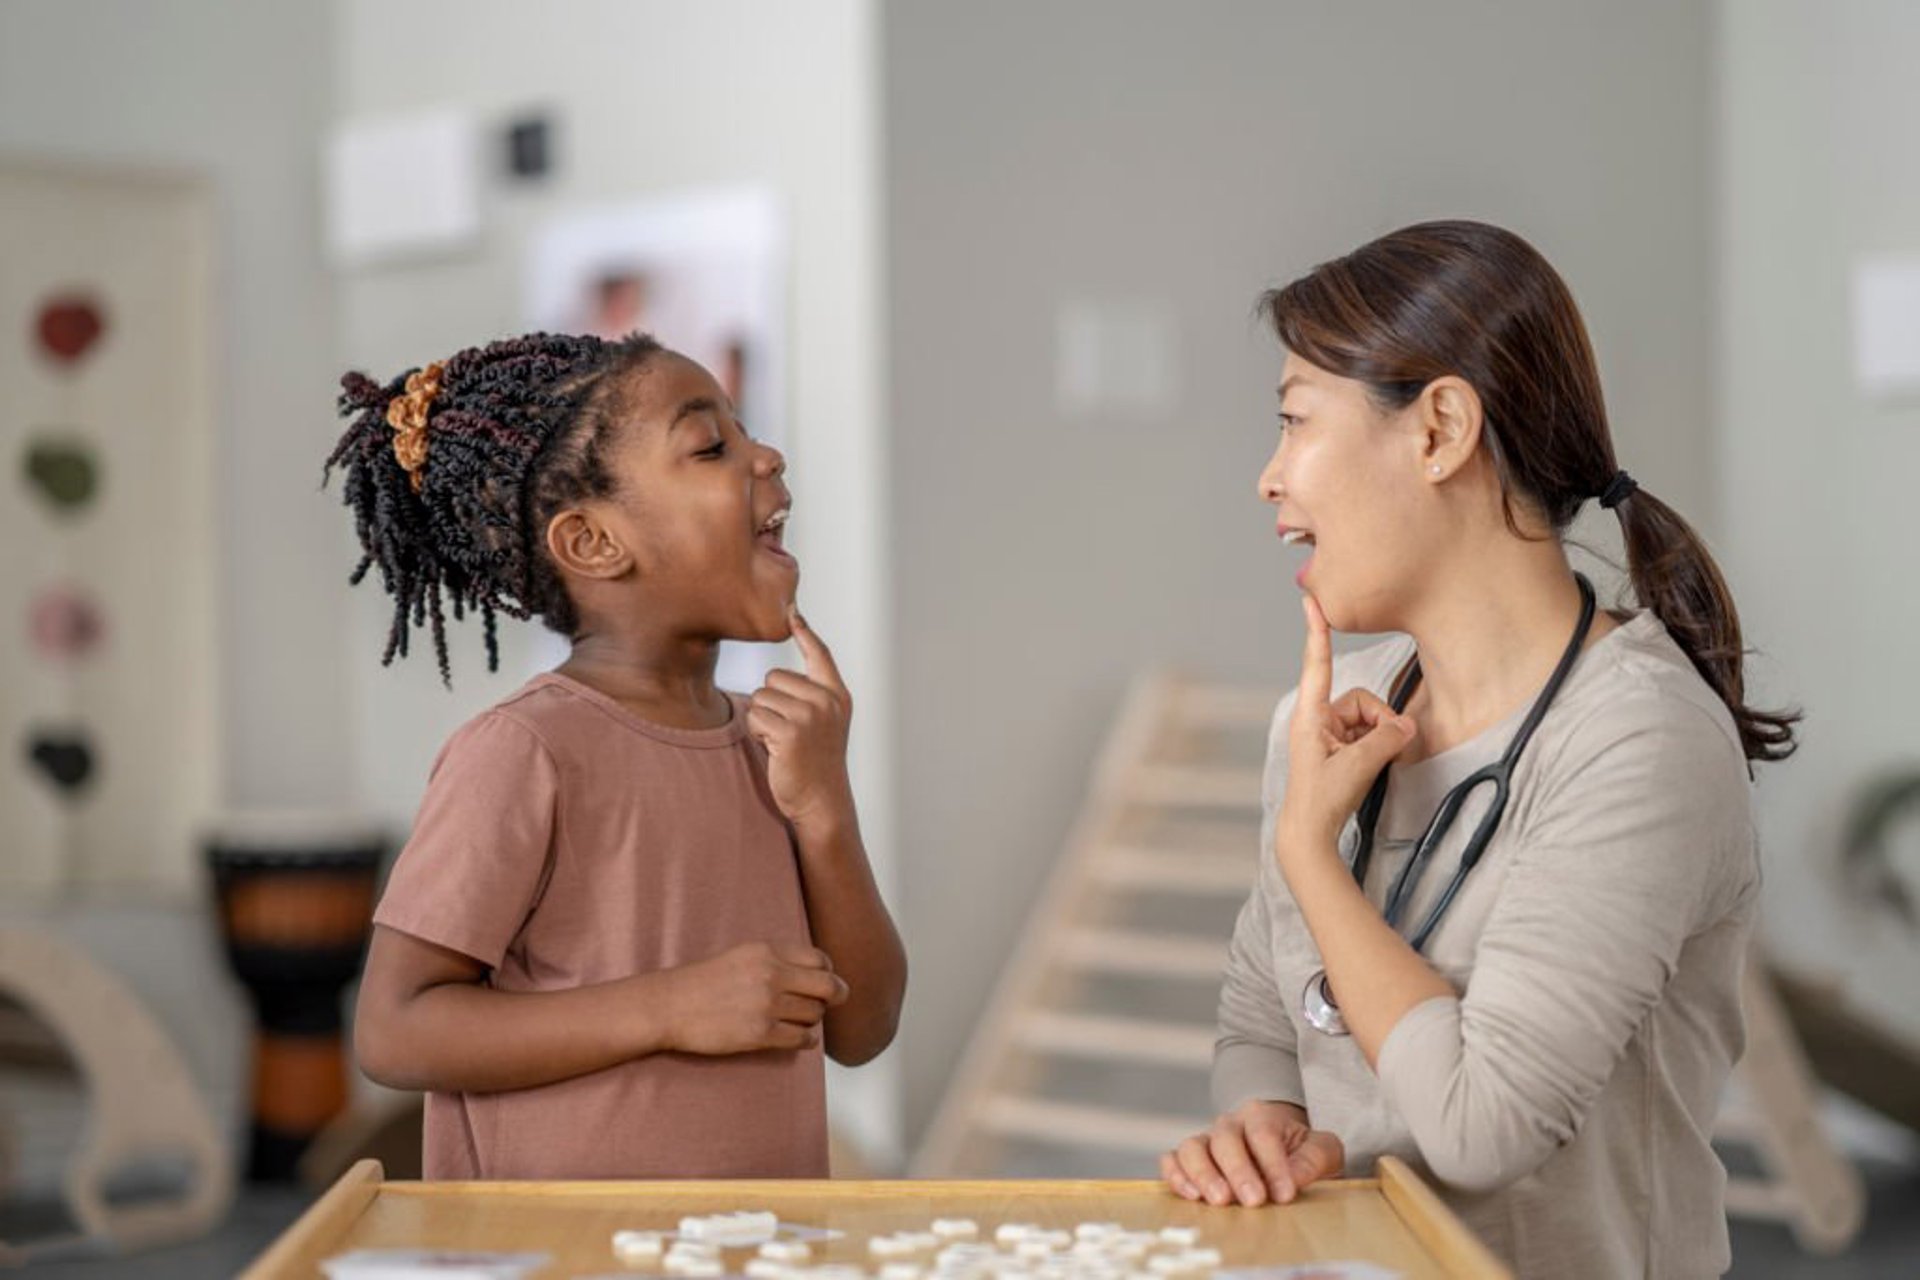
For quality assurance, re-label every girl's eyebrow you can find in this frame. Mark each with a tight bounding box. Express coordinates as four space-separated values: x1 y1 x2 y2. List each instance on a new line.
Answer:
668 396 724 432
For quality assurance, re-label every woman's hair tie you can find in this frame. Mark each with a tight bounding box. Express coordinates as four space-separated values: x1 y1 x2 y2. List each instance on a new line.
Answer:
1598 469 1638 510
385 360 445 492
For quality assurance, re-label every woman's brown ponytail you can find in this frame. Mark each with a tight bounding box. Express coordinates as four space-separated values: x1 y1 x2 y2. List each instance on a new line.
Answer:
1609 481 1799 764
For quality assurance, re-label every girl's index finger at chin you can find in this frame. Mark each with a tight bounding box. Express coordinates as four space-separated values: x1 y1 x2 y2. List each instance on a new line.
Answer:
788 607 847 689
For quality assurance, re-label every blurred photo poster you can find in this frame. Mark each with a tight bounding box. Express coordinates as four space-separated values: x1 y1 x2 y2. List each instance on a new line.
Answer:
523 188 789 692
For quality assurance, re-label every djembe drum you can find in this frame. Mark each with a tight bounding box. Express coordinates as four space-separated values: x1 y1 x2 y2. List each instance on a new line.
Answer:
205 813 386 1181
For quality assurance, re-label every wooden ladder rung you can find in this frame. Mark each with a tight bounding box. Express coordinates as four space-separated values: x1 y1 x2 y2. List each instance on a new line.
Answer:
1091 846 1254 895
1711 1102 1767 1147
912 673 1274 1178
1115 818 1261 855
1722 1176 1797 1220
1014 1011 1216 1067
1124 766 1265 810
1055 928 1227 979
1171 686 1279 727
977 1096 1203 1153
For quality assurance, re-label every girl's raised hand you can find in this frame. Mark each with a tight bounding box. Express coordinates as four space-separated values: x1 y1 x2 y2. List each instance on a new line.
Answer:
748 607 856 835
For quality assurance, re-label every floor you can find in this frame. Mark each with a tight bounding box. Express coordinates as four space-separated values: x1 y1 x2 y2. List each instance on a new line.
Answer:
1 1184 307 1276
1725 1158 1920 1277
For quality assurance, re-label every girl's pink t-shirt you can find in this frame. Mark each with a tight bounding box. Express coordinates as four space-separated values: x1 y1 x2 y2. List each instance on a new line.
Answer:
372 673 828 1180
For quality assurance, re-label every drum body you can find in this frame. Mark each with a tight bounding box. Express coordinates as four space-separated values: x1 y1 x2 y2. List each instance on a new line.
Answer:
206 815 385 1181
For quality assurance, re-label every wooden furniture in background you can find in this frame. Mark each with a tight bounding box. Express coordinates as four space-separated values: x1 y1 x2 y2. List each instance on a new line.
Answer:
914 673 1271 1177
1711 951 1868 1254
0 928 232 1264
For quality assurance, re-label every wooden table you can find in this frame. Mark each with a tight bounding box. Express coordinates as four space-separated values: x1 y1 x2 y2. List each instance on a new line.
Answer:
242 1157 1510 1279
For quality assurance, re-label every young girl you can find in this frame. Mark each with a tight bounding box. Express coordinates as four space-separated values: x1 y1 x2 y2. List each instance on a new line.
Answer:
327 332 906 1180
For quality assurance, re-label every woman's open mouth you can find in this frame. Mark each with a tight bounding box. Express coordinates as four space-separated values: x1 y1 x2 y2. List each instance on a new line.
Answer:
1280 523 1315 586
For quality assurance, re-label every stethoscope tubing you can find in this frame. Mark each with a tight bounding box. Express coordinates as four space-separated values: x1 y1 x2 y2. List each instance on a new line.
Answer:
1300 574 1598 1036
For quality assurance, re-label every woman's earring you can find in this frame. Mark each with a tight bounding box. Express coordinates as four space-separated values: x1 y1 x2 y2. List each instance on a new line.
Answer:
1430 464 1443 475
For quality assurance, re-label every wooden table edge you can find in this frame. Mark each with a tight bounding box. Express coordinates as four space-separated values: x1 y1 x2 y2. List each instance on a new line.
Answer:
236 1158 385 1280
245 1163 1508 1278
1377 1156 1513 1279
378 1176 1387 1199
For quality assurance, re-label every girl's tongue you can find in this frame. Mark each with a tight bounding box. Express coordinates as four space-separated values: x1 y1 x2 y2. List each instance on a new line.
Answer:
758 530 796 564
756 509 796 564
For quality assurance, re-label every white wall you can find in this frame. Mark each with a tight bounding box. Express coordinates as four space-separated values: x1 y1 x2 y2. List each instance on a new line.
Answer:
883 0 1718 1144
1717 0 1920 1039
0 0 349 812
0 0 343 1167
331 0 898 1163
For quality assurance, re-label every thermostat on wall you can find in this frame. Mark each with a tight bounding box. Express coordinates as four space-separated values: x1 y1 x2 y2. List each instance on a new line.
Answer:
1055 299 1180 418
1852 254 1920 401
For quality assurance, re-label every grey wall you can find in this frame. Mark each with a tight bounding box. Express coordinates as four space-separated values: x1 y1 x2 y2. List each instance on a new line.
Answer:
1717 0 1920 1043
883 0 1717 1143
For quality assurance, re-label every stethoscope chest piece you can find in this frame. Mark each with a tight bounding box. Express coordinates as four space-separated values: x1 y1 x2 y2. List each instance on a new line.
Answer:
1302 968 1349 1037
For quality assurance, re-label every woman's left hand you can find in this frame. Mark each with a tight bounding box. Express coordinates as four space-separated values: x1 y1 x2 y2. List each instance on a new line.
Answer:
1278 594 1420 864
748 608 857 836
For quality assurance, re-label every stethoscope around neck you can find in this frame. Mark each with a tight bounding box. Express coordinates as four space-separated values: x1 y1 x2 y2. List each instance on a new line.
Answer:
1301 572 1598 1037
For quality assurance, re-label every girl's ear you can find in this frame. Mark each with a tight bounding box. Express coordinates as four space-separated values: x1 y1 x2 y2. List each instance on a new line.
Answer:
545 509 632 581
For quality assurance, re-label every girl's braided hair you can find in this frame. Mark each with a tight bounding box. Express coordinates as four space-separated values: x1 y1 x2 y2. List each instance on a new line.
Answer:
324 331 663 685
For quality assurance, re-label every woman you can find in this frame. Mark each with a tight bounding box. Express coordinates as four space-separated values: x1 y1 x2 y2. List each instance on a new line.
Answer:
1162 221 1794 1279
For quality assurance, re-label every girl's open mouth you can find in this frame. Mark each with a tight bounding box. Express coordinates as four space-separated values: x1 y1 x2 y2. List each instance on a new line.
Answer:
757 506 796 564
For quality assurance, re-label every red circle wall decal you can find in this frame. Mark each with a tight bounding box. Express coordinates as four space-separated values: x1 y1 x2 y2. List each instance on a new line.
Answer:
35 294 108 366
